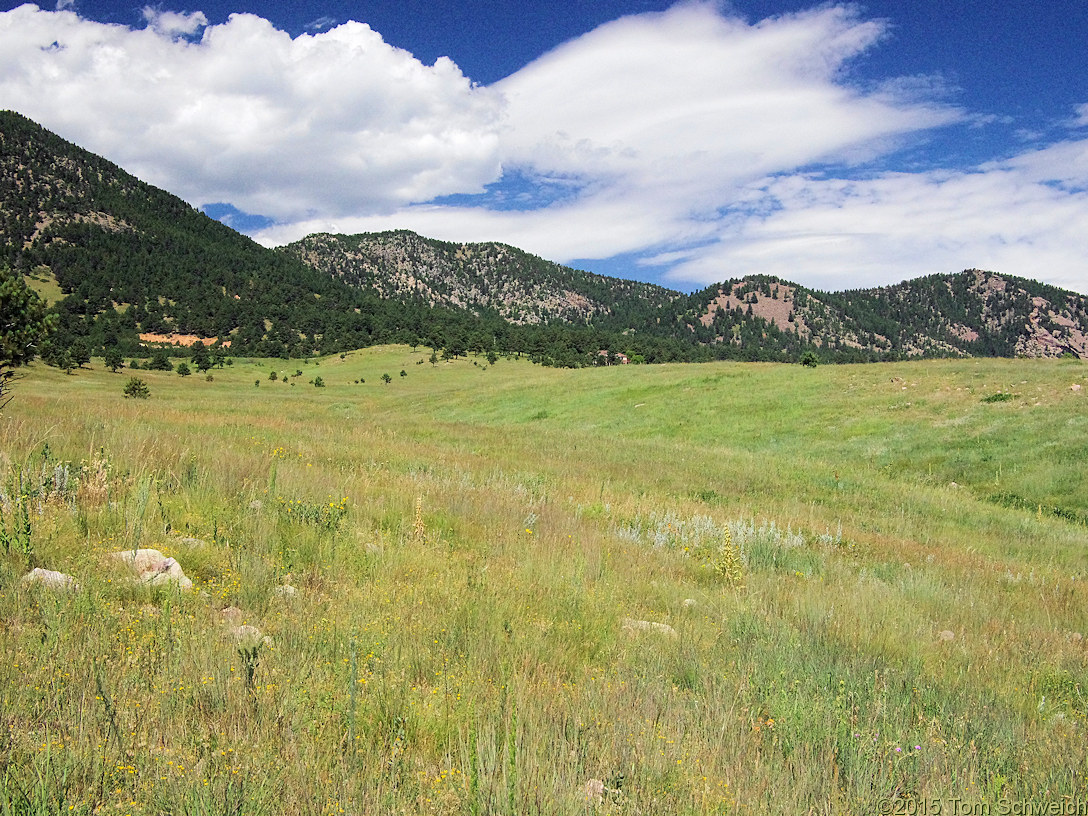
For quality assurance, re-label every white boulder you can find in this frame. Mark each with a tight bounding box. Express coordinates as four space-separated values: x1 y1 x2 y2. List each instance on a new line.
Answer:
21 567 78 591
111 548 193 590
621 617 678 638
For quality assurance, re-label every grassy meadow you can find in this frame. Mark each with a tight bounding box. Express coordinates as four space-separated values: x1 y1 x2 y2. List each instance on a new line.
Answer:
1 348 1087 814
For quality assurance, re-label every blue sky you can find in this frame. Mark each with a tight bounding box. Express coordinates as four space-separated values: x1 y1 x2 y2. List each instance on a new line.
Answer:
2 0 1087 294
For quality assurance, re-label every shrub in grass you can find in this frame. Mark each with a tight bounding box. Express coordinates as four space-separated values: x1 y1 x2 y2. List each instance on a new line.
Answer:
122 376 150 399
176 362 191 376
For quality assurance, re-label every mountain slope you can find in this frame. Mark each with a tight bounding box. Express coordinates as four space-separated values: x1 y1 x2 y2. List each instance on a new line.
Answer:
3 109 1086 366
279 231 682 328
0 111 555 359
278 225 1088 364
679 271 1088 360
842 270 1088 358
0 110 706 365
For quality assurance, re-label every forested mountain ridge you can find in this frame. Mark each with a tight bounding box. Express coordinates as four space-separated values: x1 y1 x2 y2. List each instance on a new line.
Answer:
848 270 1088 358
0 109 418 357
680 270 1088 360
279 231 682 329
0 110 626 361
3 109 1086 367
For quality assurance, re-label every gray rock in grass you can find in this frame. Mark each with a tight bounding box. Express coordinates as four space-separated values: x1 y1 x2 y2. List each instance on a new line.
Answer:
21 567 79 591
621 617 678 638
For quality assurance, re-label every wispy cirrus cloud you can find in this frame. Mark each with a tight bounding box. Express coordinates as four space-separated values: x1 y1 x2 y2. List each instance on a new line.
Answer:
304 15 337 32
641 148 1088 293
254 3 969 276
263 4 1088 293
1072 102 1088 127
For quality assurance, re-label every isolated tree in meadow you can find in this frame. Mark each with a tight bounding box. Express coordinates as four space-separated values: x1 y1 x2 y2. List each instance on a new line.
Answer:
429 351 438 367
148 350 173 371
0 265 55 405
176 362 191 376
191 344 212 373
381 373 392 385
104 348 125 372
40 341 73 373
68 339 91 368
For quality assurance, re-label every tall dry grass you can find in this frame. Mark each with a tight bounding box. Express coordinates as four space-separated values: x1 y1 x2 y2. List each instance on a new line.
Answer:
1 350 1085 813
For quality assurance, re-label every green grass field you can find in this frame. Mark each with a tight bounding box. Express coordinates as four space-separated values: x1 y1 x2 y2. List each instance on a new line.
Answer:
2 349 1086 814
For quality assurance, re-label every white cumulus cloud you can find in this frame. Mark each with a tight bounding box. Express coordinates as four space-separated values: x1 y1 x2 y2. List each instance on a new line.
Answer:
142 7 207 39
0 4 503 221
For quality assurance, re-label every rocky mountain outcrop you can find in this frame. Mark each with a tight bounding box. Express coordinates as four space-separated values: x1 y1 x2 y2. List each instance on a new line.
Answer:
279 230 680 326
684 270 1088 360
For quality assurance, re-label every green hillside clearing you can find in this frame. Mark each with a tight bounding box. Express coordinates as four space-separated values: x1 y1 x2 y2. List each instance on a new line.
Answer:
1 352 1085 813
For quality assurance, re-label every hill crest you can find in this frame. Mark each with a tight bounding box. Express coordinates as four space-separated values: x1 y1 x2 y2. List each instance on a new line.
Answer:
279 230 681 327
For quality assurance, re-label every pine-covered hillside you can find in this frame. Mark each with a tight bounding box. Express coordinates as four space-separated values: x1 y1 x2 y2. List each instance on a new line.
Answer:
0 110 641 362
3 109 1086 367
843 270 1088 358
1 111 348 350
279 231 681 328
681 271 1088 361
